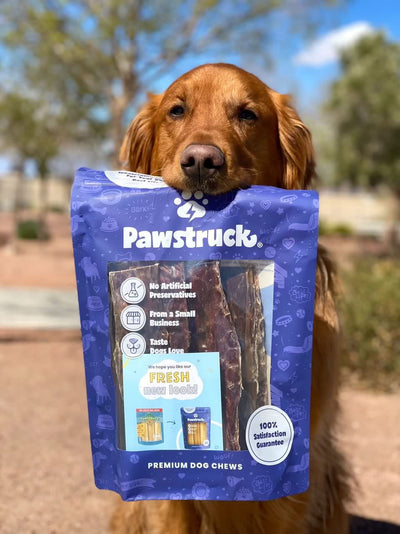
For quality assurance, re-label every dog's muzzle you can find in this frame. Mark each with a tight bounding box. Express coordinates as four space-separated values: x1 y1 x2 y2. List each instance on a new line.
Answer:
180 144 225 184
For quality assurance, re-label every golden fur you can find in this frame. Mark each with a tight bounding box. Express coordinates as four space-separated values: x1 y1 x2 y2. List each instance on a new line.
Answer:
113 64 350 533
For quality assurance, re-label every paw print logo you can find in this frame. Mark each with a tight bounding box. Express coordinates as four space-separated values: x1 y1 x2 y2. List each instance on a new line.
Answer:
174 191 209 222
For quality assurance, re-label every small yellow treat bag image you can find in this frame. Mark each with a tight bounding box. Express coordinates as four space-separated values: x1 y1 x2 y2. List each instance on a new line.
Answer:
181 408 210 449
136 409 164 444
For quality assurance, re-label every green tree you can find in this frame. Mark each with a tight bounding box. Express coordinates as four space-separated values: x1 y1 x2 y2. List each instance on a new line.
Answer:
0 91 105 240
1 0 343 167
0 93 60 241
325 32 400 244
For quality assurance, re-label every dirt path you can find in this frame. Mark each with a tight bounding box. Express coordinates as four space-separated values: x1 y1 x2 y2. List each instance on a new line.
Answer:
0 332 398 533
0 333 116 534
1 214 398 532
0 213 76 289
340 388 400 525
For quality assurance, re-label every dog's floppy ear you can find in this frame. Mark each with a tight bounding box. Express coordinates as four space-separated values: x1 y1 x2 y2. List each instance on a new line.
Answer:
271 92 315 189
119 93 163 173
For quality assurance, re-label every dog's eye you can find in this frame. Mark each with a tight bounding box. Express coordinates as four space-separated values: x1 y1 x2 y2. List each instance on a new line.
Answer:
238 109 257 121
169 105 185 118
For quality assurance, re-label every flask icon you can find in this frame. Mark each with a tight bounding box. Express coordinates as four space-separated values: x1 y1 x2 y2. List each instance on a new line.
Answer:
127 282 139 299
120 277 146 304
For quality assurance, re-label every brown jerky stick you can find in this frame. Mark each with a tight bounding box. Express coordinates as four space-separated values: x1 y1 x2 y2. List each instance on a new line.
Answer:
109 263 169 449
159 262 190 351
253 267 270 408
188 261 242 451
225 269 259 448
109 263 168 398
226 270 259 402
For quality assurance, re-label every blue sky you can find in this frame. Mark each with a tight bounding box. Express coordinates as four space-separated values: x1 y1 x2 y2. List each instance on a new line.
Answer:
0 0 399 174
152 0 400 113
287 0 400 111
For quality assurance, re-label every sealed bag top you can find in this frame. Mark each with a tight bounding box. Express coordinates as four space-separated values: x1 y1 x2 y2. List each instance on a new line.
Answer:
71 168 319 502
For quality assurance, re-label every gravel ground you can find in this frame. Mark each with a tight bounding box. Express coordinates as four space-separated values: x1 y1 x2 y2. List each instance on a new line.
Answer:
0 332 399 533
0 332 116 534
340 387 400 525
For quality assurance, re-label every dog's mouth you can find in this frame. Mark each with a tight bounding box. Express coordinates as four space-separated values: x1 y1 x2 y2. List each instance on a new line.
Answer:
183 174 252 195
182 173 225 195
165 171 251 196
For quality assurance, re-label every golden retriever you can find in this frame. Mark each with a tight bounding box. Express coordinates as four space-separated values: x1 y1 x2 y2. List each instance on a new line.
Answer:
112 63 350 534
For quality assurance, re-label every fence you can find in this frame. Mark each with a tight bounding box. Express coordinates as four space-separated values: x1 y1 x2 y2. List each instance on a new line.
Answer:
0 174 71 212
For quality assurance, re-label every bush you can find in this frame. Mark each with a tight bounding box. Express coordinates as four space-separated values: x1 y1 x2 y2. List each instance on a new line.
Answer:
17 219 49 240
318 219 330 236
48 204 66 213
331 223 354 236
339 259 400 390
319 220 354 236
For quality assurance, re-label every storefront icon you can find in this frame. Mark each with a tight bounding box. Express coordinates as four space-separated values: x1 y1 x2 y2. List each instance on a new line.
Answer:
127 310 141 326
120 305 146 332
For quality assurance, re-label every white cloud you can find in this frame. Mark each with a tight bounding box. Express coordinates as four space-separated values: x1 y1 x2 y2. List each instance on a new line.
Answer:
293 22 375 67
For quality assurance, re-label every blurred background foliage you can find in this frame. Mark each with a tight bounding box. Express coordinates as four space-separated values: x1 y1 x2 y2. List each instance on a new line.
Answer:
0 0 399 388
325 32 400 247
339 258 400 391
326 33 400 192
0 0 343 168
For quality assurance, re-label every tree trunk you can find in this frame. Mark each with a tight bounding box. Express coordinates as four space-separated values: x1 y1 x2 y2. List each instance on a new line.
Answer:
11 161 25 253
384 188 400 254
37 167 49 240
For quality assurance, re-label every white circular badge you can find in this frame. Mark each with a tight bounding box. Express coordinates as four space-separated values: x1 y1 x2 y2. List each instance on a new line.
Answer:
245 406 294 466
121 333 146 359
120 277 146 304
120 305 146 331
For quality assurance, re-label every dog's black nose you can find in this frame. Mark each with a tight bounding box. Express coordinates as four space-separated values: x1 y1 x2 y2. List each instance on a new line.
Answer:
180 144 225 181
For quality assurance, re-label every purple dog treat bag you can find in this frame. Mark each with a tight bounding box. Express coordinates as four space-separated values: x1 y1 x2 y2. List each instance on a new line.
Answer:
71 168 319 502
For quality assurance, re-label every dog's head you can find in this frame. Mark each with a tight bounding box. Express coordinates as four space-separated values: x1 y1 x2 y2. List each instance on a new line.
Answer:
120 63 315 194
